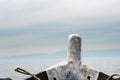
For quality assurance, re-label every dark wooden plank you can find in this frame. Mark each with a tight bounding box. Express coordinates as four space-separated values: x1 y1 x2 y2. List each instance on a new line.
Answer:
25 71 48 80
97 72 112 80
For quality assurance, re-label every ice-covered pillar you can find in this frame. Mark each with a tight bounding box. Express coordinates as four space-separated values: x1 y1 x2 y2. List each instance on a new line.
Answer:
67 34 81 63
45 34 99 80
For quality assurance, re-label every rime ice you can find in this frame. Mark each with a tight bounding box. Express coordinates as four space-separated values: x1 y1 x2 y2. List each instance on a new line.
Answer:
46 34 99 80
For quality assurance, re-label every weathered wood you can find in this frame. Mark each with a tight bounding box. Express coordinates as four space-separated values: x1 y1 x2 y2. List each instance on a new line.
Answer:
0 78 12 80
97 72 111 80
25 71 48 80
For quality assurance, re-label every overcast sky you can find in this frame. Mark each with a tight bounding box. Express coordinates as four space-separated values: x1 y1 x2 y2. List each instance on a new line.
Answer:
0 0 120 56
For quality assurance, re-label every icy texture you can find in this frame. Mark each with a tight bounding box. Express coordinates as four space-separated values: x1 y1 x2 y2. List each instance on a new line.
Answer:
46 34 99 80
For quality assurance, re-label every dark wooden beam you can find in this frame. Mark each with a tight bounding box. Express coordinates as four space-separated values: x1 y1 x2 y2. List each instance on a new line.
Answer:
97 72 112 80
25 71 48 80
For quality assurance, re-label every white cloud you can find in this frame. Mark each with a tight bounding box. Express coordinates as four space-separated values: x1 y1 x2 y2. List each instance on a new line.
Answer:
0 0 120 56
0 0 120 28
82 43 120 51
0 32 67 56
0 45 65 57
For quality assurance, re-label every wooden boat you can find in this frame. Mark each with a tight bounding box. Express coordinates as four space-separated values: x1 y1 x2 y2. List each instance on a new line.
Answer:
14 34 120 80
21 34 107 80
0 78 12 80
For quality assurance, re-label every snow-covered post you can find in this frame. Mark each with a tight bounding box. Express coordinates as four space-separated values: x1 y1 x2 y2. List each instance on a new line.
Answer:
25 34 110 80
46 34 99 80
67 34 81 64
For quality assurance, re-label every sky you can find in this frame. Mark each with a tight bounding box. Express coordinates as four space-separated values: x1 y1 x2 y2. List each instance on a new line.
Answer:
0 0 120 57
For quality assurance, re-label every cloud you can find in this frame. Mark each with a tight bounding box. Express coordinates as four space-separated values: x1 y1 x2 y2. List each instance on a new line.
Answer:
0 0 120 56
0 0 120 28
0 26 119 56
